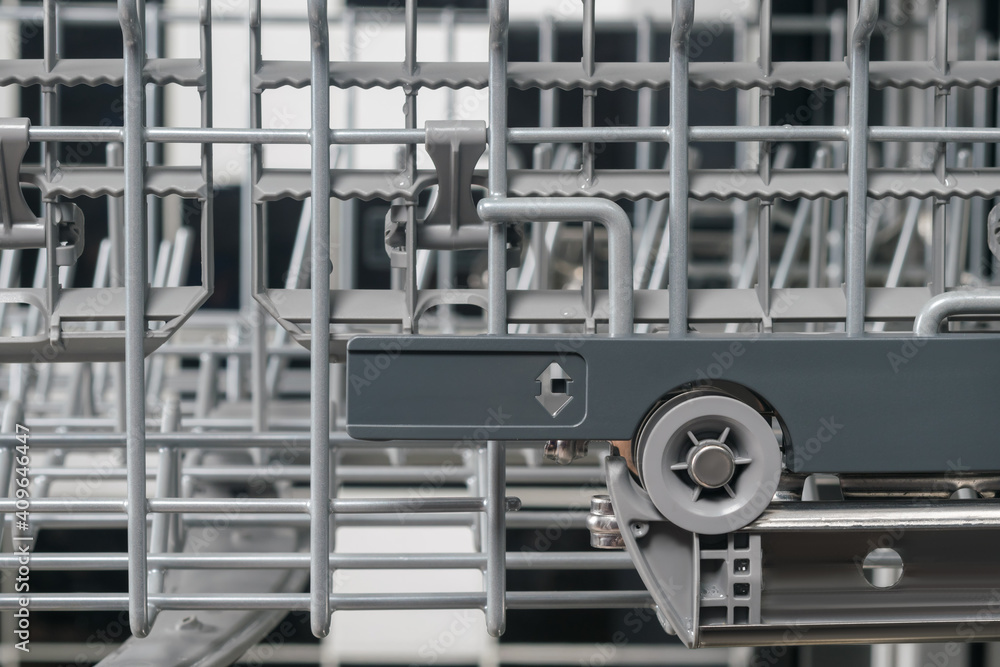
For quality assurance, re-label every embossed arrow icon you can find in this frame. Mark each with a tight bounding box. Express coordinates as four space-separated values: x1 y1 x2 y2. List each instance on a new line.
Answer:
536 362 573 417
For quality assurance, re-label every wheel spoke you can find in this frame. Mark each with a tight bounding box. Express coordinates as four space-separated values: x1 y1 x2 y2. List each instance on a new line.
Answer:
734 456 752 466
670 462 689 471
723 483 737 498
691 486 702 501
687 431 700 446
718 427 731 444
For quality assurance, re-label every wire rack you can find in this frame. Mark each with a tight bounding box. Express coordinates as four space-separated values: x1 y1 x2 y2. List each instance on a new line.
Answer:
1 0 1000 664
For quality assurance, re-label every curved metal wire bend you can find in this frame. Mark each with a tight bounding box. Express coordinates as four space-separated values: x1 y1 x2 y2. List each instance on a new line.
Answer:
845 0 879 336
913 288 1000 336
477 197 635 336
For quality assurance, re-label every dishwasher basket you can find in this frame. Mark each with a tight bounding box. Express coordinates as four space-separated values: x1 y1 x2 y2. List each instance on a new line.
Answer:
2 0 1000 664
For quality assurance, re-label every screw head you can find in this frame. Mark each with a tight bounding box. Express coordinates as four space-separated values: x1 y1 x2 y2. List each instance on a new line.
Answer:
544 439 588 465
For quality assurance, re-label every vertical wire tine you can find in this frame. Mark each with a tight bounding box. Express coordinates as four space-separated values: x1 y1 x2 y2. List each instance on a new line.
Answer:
946 149 971 286
756 0 773 326
845 0 879 337
147 394 181 625
249 0 271 436
539 13 556 129
339 7 358 308
872 198 923 332
808 146 832 291
581 0 595 331
0 400 24 547
248 123 267 429
731 15 750 288
969 34 988 280
200 0 214 300
930 0 949 295
0 247 21 334
105 142 128 433
266 199 311 395
829 10 848 292
633 15 653 240
438 6 457 333
144 4 162 275
30 246 51 402
994 11 1000 285
485 0 509 639
485 436 506 637
118 0 150 638
757 203 772 328
42 0 59 315
531 14 556 306
403 0 418 332
331 6 354 428
773 151 828 290
487 0 509 331
199 0 221 422
307 0 333 639
668 0 693 338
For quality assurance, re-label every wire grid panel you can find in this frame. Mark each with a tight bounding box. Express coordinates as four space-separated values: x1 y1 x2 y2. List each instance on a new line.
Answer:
0 0 999 662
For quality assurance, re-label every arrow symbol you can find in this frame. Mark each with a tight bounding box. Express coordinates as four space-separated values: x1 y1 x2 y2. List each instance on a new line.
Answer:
536 362 573 417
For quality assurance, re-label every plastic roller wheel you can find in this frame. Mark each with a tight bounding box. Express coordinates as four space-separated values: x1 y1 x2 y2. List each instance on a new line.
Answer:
635 390 782 535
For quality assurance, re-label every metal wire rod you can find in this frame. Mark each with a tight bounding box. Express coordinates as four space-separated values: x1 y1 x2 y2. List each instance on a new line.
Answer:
913 288 1000 336
18 510 590 530
0 591 654 612
478 198 634 336
845 0 879 336
483 0 512 640
306 0 333 640
0 551 635 571
117 0 150 638
24 464 607 485
668 0 694 337
0 432 565 449
0 496 515 514
32 124 1000 145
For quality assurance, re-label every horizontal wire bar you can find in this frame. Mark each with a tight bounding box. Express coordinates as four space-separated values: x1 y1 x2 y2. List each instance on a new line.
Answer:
27 125 1000 146
0 591 654 611
28 465 605 485
0 497 510 514
151 344 309 357
20 511 589 529
0 4 859 34
0 551 634 570
0 432 564 449
13 499 996 531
